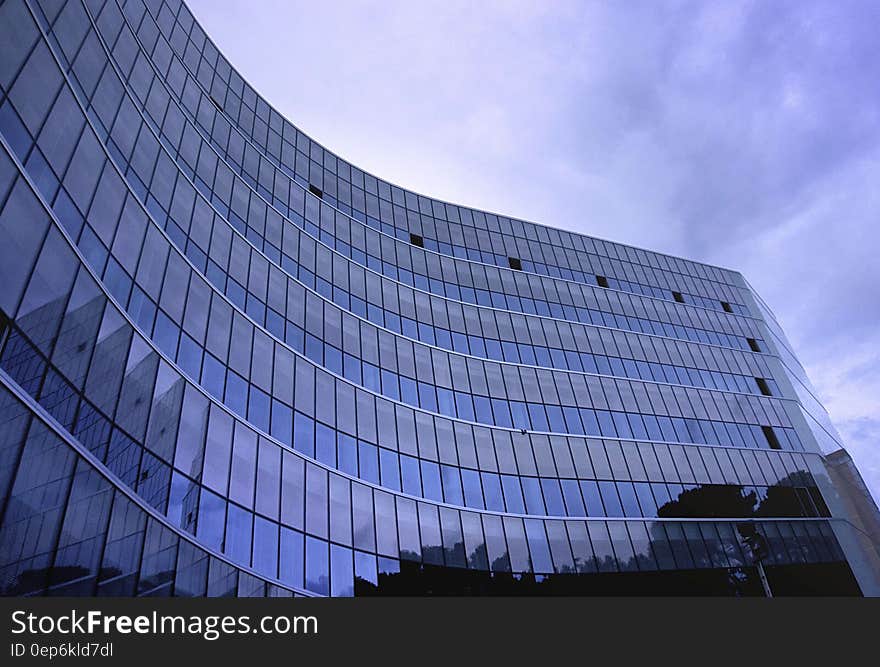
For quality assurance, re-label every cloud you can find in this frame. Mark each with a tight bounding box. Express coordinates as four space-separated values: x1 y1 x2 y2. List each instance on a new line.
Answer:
188 0 880 502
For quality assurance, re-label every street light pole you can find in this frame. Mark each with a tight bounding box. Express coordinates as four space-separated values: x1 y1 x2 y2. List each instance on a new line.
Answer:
737 521 773 598
755 558 772 598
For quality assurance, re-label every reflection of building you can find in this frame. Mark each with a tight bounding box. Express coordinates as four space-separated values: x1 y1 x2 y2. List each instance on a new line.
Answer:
824 449 880 578
826 450 880 545
0 0 877 596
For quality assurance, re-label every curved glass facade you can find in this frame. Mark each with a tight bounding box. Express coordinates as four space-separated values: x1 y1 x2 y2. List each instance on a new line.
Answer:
0 0 871 596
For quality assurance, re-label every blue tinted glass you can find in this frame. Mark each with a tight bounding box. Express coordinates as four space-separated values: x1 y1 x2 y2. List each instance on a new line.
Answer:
270 400 292 445
420 460 442 502
224 504 253 565
330 543 353 597
474 396 493 424
527 403 548 431
293 412 315 457
461 469 484 509
541 479 566 516
315 423 336 467
279 528 304 588
252 516 278 577
617 482 642 517
354 551 378 588
305 536 329 595
481 472 504 512
337 434 358 476
440 465 464 506
379 448 401 491
380 370 399 400
247 387 270 432
491 399 511 428
196 488 226 550
501 475 525 514
581 481 605 517
400 455 421 496
599 481 624 517
634 483 658 517
561 479 585 516
521 477 545 515
597 411 617 437
357 440 379 484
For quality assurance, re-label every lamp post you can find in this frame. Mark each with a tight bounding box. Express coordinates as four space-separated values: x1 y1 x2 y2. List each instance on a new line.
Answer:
737 521 772 597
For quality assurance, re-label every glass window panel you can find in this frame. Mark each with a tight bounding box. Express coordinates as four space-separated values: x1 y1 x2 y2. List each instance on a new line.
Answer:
396 497 420 562
587 522 617 573
279 527 304 589
330 543 353 597
524 519 554 574
305 536 329 595
461 512 488 570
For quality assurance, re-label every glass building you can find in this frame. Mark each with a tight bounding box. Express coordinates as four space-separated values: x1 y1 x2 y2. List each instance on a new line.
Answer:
0 0 877 597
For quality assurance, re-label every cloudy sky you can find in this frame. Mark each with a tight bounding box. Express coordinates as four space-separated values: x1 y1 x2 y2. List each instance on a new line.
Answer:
189 0 880 502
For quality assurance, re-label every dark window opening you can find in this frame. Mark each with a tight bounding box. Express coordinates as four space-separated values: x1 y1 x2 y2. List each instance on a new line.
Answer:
210 95 223 111
747 338 761 353
308 184 323 199
672 291 684 303
409 233 424 248
596 275 609 288
508 256 522 271
762 426 782 450
755 378 772 396
721 301 733 313
0 309 8 350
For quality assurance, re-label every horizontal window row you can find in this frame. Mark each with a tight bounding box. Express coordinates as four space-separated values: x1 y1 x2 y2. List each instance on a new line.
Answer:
0 22 776 422
125 0 745 303
0 198 806 537
0 388 845 600
183 487 842 596
22 340 821 522
1 312 816 527
116 0 745 319
27 0 763 354
2 206 800 451
0 386 303 597
136 0 745 306
0 11 768 376
0 110 792 445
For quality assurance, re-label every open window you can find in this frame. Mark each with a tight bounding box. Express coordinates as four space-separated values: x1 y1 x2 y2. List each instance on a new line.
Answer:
308 184 323 199
595 275 609 288
508 256 522 271
755 377 772 396
762 425 782 450
0 309 8 348
721 301 733 313
747 338 761 353
409 233 424 248
672 291 684 303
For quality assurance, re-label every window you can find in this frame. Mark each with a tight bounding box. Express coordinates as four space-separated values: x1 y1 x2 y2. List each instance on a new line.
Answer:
755 377 772 396
595 275 609 288
762 425 782 450
308 184 323 199
747 338 761 353
672 291 684 303
507 256 522 271
210 95 223 111
409 233 424 248
721 301 733 313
